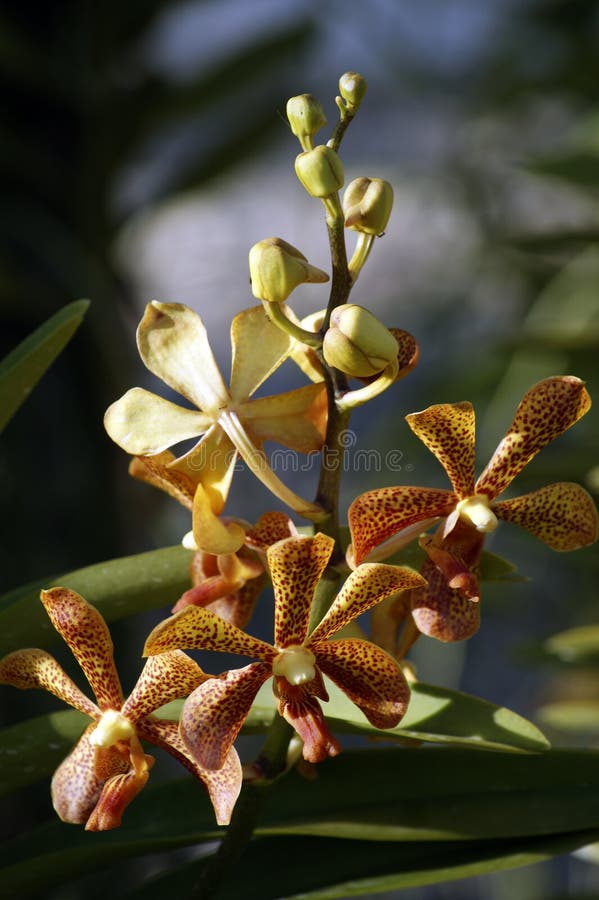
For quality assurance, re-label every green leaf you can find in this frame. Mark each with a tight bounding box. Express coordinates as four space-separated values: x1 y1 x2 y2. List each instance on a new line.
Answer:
537 701 599 734
124 831 599 900
0 299 89 432
543 624 599 664
479 550 525 583
0 545 193 656
525 152 599 189
4 747 599 897
247 678 549 753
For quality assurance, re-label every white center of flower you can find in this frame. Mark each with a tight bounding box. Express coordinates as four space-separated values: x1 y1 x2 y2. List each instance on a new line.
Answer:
455 494 498 533
89 709 135 748
272 645 316 686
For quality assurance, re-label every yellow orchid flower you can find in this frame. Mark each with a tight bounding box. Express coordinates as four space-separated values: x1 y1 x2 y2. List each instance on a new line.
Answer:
105 303 327 554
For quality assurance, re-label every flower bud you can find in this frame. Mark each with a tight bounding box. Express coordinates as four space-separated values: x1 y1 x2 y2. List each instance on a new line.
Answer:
343 177 393 235
249 237 329 304
295 145 344 198
286 94 326 145
338 72 368 110
323 304 399 377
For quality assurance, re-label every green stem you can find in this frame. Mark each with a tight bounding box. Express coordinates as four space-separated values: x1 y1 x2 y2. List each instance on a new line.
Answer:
263 300 322 348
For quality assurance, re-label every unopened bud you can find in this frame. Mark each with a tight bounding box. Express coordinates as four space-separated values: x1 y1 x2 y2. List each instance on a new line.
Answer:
249 237 329 304
287 94 326 147
295 145 344 198
343 177 393 235
323 304 399 377
338 72 368 110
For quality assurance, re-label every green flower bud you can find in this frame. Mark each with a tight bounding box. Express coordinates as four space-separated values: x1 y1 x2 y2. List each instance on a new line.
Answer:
323 304 399 377
286 94 326 146
295 145 344 198
343 177 393 235
338 72 368 110
249 237 329 304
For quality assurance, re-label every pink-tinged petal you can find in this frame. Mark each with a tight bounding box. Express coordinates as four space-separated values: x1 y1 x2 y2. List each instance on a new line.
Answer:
406 401 476 498
189 484 246 556
275 679 340 762
144 605 276 662
245 511 298 552
315 639 410 729
269 534 335 648
476 376 592 499
0 649 99 718
121 651 207 723
348 486 457 565
40 589 123 711
411 559 480 642
309 564 426 644
85 766 150 832
494 482 599 551
419 534 481 599
137 302 228 416
139 718 242 826
128 451 196 510
175 425 238 516
229 306 291 402
201 576 266 629
51 726 129 826
180 663 272 769
103 387 210 456
240 383 328 453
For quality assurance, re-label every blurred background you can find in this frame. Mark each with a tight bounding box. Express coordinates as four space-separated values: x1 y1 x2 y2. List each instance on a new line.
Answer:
1 0 599 897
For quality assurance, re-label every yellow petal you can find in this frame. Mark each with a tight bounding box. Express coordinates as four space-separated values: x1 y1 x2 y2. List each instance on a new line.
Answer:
121 651 207 723
144 605 276 661
308 564 426 644
137 302 228 415
229 306 291 402
40 588 124 711
476 376 592 499
104 387 211 455
175 425 238 515
128 451 196 510
0 648 98 718
190 484 246 555
406 401 476 499
269 534 335 647
494 482 598 551
239 382 328 453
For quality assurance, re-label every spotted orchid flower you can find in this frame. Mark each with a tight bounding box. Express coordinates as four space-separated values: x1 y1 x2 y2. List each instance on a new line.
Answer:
0 588 242 829
144 534 425 768
173 512 298 629
104 303 327 555
349 376 598 642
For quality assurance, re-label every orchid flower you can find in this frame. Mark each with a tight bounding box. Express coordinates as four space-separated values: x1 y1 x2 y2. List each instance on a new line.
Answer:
144 534 425 767
349 376 598 642
173 512 298 629
104 303 327 555
0 588 242 829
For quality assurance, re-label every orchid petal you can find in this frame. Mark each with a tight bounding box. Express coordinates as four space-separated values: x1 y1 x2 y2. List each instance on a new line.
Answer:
180 663 272 769
229 306 291 402
189 484 246 555
104 388 211 456
129 451 196 509
348 486 457 565
316 638 410 728
0 648 98 718
494 482 599 551
40 588 123 710
121 651 207 723
275 680 341 763
411 559 480 642
51 726 129 826
219 410 324 518
308 563 426 644
406 401 476 498
137 302 229 415
144 605 276 661
269 534 335 647
138 718 242 826
245 511 298 552
476 376 592 499
239 383 328 453
175 425 238 515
